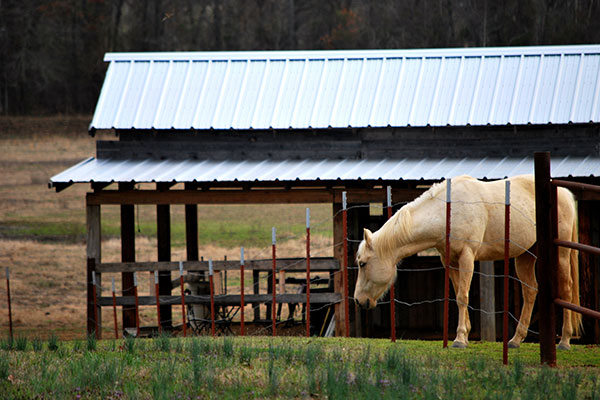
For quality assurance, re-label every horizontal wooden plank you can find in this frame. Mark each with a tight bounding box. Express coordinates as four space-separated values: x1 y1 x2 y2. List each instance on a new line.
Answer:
87 189 333 205
96 257 340 273
98 293 341 306
86 188 424 205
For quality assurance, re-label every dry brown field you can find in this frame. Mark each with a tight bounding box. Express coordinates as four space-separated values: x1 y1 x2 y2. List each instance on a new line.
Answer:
0 116 333 339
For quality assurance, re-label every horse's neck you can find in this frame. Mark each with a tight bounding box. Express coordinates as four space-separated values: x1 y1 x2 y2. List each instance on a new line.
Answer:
374 203 442 263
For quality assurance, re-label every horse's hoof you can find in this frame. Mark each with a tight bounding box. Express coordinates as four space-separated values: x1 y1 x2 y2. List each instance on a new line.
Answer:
557 342 571 351
451 341 468 349
508 341 520 349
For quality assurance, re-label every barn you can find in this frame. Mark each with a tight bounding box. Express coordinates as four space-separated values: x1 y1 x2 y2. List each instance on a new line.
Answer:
50 44 600 343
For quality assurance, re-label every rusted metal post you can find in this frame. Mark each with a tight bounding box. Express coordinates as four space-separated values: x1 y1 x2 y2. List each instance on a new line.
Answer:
111 278 118 340
240 247 246 336
6 268 13 340
272 227 277 336
179 262 187 337
133 272 140 337
443 179 451 348
92 271 99 339
209 259 215 337
534 152 557 367
387 186 396 342
154 271 162 334
306 208 311 337
503 180 511 365
342 192 350 337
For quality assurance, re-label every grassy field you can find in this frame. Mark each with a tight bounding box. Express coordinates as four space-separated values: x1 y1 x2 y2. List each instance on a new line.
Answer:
1 336 599 399
0 116 333 339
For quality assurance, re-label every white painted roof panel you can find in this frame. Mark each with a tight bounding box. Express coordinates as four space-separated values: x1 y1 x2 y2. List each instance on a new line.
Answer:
51 156 600 186
90 45 600 131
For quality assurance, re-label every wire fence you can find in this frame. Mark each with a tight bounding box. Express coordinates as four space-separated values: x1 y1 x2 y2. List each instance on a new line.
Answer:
3 180 545 358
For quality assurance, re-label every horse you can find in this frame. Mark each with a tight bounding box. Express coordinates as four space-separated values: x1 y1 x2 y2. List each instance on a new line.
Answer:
354 174 582 350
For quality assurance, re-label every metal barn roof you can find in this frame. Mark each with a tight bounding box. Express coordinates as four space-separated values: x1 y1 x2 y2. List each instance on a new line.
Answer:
90 45 600 131
50 155 600 186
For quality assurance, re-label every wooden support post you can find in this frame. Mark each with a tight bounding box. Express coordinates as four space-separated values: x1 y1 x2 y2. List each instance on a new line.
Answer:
534 152 557 367
120 182 136 332
578 201 600 343
479 261 496 341
86 202 101 338
157 183 172 329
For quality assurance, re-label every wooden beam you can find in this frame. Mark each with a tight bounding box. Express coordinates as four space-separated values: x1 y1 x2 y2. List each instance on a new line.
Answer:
85 188 425 205
119 182 136 331
96 258 340 273
98 293 341 307
157 184 172 328
479 260 496 342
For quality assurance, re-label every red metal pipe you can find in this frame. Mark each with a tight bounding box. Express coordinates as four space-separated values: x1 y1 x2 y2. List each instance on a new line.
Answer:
554 239 600 256
306 208 311 338
179 262 187 337
240 248 246 336
111 278 119 340
503 181 510 365
133 273 140 337
551 179 600 193
342 193 350 337
272 227 277 337
387 188 396 343
6 268 13 340
443 180 451 348
154 271 162 334
554 298 600 320
209 259 215 337
92 271 99 339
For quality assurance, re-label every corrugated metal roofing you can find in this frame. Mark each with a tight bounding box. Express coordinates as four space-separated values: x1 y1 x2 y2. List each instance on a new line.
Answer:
90 45 600 131
50 156 600 186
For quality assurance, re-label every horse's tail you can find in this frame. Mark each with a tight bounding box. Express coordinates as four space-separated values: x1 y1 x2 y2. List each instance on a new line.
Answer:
570 216 583 338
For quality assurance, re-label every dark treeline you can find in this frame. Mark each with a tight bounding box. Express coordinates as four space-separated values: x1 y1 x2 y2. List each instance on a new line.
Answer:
2 0 599 115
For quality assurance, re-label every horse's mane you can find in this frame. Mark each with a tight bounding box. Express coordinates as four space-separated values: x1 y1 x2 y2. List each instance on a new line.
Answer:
374 180 446 259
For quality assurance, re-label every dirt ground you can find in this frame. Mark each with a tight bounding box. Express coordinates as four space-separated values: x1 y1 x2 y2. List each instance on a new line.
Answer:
0 116 333 340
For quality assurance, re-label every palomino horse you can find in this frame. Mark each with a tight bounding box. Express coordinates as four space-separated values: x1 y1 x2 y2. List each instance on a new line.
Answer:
354 175 582 349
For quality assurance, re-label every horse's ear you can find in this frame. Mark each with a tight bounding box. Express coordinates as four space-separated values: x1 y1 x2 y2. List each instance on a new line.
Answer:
363 228 373 249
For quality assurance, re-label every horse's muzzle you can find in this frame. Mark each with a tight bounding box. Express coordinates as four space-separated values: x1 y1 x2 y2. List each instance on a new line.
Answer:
355 298 374 309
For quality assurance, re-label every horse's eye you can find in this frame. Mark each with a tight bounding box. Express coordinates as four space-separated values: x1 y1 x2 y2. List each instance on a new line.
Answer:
359 262 366 269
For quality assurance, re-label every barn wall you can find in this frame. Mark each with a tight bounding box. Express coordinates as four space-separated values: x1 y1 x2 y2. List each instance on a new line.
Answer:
98 125 600 160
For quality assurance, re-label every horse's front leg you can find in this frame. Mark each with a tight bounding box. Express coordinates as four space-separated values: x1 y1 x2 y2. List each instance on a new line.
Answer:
452 249 475 349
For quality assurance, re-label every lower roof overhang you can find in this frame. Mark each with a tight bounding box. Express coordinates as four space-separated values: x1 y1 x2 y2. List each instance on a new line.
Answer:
50 155 600 202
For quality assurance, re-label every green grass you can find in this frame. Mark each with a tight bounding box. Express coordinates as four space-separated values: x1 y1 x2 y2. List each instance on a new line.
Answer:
0 336 599 399
0 203 333 248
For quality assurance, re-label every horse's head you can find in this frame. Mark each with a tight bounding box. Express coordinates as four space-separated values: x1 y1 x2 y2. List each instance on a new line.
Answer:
354 228 397 309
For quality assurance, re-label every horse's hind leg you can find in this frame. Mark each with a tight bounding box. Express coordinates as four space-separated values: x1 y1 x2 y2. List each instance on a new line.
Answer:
557 247 574 350
508 251 537 348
